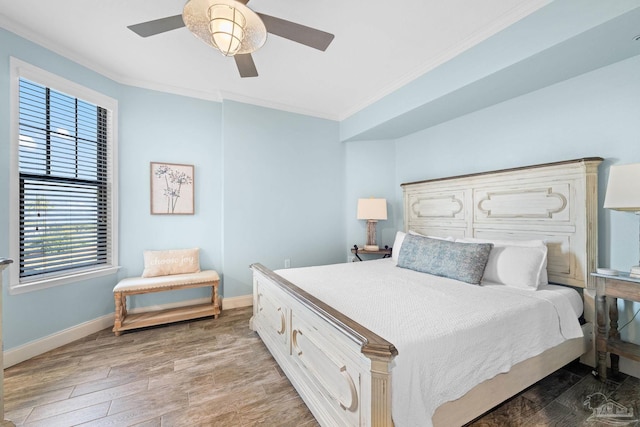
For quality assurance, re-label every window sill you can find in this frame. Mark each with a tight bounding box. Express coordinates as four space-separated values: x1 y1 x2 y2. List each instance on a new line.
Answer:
9 266 120 295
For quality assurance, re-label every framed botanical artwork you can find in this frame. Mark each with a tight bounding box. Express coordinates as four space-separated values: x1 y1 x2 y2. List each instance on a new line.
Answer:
150 162 194 215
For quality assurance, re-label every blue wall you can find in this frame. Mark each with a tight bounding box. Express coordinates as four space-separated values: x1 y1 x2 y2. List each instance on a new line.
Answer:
117 87 223 308
222 100 344 297
344 140 397 256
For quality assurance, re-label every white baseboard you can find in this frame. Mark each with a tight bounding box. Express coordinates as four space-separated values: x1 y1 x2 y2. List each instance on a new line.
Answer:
221 294 253 309
4 313 114 368
3 295 254 368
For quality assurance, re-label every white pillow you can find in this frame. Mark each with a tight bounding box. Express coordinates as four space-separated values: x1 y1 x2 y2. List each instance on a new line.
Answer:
483 245 547 289
392 231 406 264
409 230 455 241
457 237 549 289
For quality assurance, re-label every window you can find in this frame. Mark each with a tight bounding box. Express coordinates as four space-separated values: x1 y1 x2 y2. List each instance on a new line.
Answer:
10 58 118 293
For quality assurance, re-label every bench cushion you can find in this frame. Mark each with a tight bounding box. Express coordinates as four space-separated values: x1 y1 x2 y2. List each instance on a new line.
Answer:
114 270 219 293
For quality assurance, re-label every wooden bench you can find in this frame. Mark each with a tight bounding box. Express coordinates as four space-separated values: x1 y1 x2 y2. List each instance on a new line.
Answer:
113 270 220 336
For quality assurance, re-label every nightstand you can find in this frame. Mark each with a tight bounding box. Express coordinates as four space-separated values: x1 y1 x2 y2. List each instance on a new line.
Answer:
351 245 392 261
593 272 640 381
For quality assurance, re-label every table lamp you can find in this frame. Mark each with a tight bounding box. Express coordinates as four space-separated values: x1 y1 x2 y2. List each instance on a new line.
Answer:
357 198 387 251
603 162 640 277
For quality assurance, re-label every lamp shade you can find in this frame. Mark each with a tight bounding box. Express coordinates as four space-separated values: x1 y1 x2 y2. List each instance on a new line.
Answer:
603 163 640 211
357 198 387 220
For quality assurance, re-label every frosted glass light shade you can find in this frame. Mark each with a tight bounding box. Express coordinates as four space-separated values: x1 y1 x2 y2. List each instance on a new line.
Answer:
604 163 640 211
357 198 387 220
208 4 246 56
183 0 266 56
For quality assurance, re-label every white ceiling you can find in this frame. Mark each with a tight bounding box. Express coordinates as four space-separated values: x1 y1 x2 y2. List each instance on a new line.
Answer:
0 0 549 120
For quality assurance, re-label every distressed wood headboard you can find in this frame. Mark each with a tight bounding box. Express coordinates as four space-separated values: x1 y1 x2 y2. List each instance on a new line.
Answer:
401 158 602 290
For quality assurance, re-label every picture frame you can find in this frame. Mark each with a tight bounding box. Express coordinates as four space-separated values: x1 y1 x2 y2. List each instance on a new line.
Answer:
150 162 195 215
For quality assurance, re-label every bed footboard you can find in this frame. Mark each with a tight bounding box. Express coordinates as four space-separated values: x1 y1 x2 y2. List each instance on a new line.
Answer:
250 263 397 427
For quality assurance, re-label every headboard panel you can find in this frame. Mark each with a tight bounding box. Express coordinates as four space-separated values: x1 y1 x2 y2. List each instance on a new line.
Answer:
401 158 602 289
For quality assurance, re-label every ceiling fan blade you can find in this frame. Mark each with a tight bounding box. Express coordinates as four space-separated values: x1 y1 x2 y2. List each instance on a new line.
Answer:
128 14 185 38
256 13 334 51
234 54 258 78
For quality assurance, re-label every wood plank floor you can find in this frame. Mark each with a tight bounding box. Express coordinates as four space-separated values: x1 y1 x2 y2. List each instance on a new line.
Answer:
4 307 640 426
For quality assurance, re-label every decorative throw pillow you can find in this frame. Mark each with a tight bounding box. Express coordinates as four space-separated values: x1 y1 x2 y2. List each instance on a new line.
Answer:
397 235 492 285
142 248 201 278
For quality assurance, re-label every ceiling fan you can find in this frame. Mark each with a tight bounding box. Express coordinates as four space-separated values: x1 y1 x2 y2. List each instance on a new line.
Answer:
127 0 335 78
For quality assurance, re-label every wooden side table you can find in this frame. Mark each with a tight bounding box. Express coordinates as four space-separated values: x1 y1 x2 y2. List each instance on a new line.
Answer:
351 245 392 261
593 272 640 381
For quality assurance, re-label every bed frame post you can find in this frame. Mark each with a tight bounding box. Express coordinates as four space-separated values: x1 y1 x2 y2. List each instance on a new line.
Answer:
581 159 600 368
369 356 393 426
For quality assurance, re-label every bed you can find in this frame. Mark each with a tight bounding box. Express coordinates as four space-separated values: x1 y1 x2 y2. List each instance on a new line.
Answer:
250 158 602 426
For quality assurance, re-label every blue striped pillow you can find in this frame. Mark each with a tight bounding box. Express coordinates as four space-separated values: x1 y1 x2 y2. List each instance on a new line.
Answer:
397 235 492 285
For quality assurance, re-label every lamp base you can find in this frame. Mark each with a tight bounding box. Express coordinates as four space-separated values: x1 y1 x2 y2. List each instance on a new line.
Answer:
364 245 379 251
630 266 640 278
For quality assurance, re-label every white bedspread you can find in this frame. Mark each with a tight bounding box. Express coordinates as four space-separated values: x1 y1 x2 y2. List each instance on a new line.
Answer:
276 259 583 427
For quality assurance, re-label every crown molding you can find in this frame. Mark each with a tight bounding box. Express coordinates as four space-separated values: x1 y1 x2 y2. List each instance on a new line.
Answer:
219 90 340 121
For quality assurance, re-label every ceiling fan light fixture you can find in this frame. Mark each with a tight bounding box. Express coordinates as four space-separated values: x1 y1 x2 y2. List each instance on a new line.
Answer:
133 0 335 78
208 4 246 56
183 0 267 56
